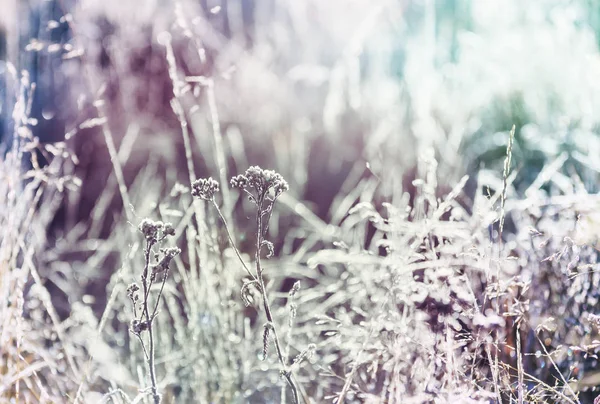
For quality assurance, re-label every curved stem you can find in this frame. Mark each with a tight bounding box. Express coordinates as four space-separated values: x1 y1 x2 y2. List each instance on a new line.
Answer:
212 200 257 282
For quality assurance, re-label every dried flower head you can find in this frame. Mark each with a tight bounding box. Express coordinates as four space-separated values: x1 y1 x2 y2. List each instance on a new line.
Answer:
138 218 176 241
191 177 220 200
139 218 162 240
230 174 248 189
130 319 149 335
151 247 181 277
127 283 140 302
231 166 289 199
163 222 175 237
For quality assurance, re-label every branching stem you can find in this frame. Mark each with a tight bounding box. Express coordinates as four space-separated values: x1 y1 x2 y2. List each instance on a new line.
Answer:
211 192 299 403
140 240 161 404
212 200 258 282
255 195 299 404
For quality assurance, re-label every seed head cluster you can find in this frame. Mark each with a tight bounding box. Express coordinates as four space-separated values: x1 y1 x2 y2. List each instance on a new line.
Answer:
191 177 220 200
127 283 140 300
139 218 175 241
230 166 289 198
151 247 182 276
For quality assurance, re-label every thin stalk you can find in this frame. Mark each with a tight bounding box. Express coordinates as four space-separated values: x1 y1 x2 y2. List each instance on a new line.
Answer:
255 196 299 404
282 287 298 404
212 200 257 282
151 269 170 320
535 334 577 401
206 80 234 234
492 125 515 404
516 323 523 404
140 241 160 404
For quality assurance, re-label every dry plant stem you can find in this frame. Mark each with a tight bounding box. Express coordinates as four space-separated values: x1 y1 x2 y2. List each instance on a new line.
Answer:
492 125 515 404
518 372 579 404
140 240 161 404
175 23 237 256
255 197 297 395
516 323 523 404
162 33 196 189
21 238 80 379
95 101 134 224
282 296 297 404
534 334 577 400
211 201 257 281
206 80 234 232
162 34 209 263
498 125 515 249
211 195 298 403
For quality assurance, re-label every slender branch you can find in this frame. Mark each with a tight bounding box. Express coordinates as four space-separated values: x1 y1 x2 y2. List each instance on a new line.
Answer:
261 196 280 238
151 270 170 319
282 287 298 404
140 240 161 404
206 80 235 233
136 334 150 362
212 200 257 282
255 195 299 404
141 241 154 303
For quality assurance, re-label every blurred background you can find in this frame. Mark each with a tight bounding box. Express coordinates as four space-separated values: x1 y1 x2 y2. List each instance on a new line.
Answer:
4 0 600 228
